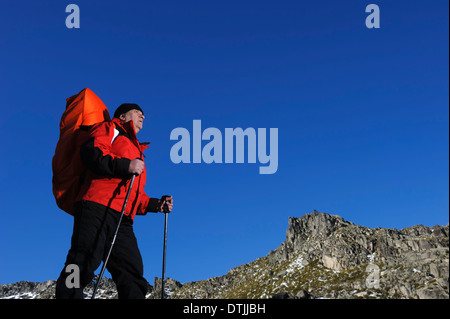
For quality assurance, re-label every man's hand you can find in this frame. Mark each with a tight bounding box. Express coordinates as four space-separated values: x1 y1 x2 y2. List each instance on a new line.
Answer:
158 195 173 213
128 158 144 175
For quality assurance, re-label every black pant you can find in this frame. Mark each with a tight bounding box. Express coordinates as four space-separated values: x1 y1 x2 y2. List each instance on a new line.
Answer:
56 201 148 299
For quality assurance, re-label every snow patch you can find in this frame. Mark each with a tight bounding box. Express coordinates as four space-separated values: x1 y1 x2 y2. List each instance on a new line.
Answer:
367 253 375 263
286 254 304 273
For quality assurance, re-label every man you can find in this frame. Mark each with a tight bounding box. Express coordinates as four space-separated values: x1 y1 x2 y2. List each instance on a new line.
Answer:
55 103 173 299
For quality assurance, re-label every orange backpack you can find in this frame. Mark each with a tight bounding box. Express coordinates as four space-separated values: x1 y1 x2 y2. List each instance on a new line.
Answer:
52 88 110 215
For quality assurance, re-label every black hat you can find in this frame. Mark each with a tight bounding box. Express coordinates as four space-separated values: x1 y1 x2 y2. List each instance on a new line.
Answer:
113 103 144 119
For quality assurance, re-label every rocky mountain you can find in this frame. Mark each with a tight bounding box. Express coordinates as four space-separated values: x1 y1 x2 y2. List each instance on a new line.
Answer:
0 277 118 299
1 212 448 299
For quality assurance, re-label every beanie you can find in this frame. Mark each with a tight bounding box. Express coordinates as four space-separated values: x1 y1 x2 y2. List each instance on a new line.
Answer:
113 103 144 119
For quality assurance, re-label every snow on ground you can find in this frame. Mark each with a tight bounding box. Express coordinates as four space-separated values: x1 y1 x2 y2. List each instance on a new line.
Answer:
286 254 304 273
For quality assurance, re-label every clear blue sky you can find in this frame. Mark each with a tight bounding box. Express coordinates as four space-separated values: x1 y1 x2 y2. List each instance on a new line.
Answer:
0 0 448 285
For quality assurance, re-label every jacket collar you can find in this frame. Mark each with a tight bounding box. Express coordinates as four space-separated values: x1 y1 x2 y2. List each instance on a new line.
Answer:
112 118 150 150
112 117 136 139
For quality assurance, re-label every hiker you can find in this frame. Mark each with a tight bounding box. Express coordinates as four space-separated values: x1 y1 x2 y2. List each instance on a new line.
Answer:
55 103 173 299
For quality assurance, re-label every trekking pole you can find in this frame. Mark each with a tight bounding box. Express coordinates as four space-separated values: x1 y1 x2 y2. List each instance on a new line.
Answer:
91 174 136 299
161 201 169 299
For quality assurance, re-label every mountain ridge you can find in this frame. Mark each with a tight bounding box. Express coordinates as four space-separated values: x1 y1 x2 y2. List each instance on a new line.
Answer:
1 212 448 299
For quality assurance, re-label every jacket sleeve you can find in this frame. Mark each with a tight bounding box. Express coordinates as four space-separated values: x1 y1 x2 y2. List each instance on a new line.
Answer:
80 121 131 178
136 192 160 215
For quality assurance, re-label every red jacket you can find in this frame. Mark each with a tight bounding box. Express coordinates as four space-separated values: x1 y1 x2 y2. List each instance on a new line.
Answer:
76 118 158 220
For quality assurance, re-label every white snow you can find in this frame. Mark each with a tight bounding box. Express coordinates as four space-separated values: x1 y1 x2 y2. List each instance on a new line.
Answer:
286 254 304 273
367 253 376 263
1 292 39 299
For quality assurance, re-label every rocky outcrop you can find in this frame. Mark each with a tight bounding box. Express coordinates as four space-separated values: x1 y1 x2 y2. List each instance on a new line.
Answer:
171 211 448 299
0 280 56 299
149 277 183 299
272 212 448 273
0 277 125 299
1 212 448 299
0 276 179 299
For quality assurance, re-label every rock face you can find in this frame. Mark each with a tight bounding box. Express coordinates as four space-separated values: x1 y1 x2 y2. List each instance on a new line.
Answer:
1 212 448 299
171 212 449 299
0 280 56 299
0 276 178 299
0 278 119 299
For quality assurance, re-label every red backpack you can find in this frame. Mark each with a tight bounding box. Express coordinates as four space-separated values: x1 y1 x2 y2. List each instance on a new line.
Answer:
52 88 110 215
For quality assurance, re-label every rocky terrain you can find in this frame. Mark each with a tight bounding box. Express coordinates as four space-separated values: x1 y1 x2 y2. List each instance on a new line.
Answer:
1 212 448 299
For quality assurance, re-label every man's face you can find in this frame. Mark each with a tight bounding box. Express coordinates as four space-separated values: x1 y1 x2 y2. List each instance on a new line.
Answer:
121 109 145 133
